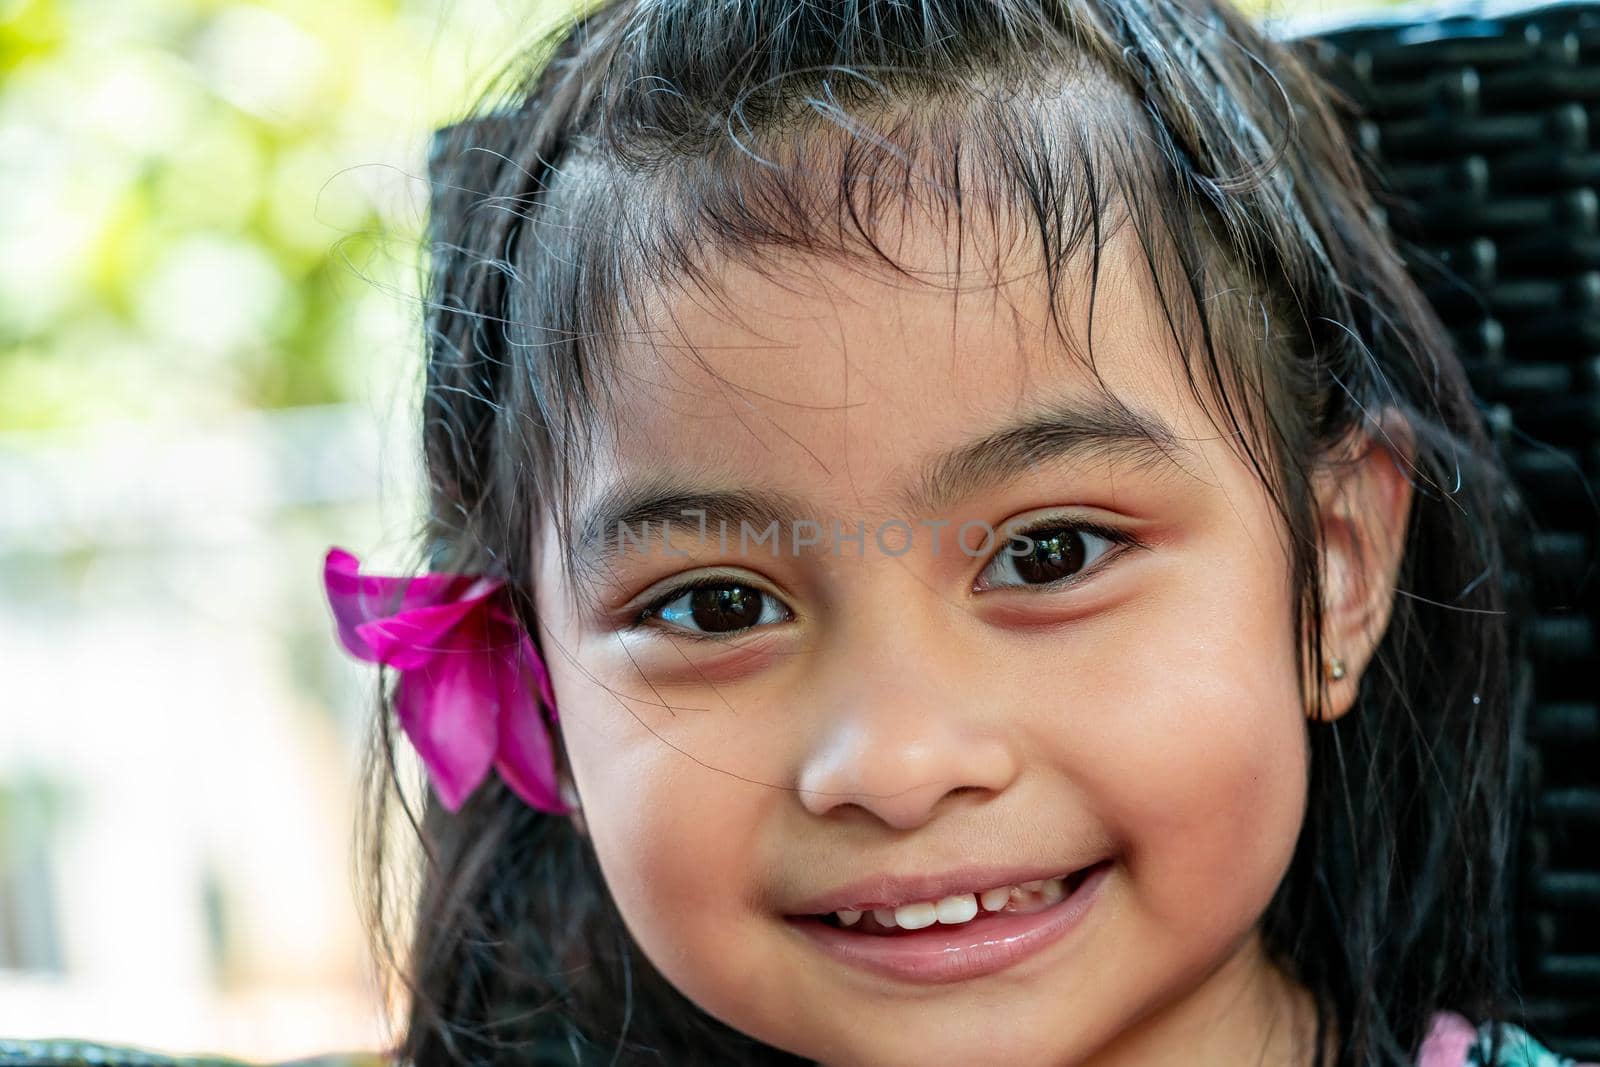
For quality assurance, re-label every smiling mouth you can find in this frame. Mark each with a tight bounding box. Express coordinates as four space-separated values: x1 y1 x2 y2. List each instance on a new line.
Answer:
804 860 1110 935
785 859 1114 985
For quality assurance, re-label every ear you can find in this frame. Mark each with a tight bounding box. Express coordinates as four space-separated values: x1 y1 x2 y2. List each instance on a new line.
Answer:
1307 411 1416 723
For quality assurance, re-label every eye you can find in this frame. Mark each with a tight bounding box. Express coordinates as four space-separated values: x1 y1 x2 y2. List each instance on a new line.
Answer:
975 520 1132 592
639 575 793 639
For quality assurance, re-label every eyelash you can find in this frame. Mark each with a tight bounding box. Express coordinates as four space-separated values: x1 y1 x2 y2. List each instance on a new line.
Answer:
632 518 1143 642
978 518 1141 591
633 573 787 643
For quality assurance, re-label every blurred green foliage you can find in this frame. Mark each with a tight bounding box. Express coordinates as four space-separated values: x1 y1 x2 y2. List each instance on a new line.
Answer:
0 0 567 432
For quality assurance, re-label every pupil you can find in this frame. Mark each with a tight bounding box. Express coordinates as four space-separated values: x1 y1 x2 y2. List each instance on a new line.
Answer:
1012 528 1086 584
690 585 762 632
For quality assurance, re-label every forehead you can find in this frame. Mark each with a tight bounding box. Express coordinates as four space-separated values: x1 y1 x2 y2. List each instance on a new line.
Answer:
577 215 1213 530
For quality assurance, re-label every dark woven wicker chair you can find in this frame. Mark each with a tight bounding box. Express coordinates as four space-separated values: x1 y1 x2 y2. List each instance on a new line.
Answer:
1287 1 1600 1058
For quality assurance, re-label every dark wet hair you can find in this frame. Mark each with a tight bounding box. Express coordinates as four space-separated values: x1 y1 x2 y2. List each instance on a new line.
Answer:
356 1 1527 1063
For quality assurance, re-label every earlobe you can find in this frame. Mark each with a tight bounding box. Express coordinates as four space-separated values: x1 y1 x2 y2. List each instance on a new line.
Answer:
1308 412 1416 723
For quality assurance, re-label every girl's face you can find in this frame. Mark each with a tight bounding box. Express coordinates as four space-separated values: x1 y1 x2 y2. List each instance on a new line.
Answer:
535 222 1322 1065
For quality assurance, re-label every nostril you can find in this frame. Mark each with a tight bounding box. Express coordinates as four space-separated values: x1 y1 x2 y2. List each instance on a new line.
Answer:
938 784 999 810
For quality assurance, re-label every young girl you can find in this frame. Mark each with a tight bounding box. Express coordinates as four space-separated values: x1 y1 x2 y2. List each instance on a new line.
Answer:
325 0 1593 1064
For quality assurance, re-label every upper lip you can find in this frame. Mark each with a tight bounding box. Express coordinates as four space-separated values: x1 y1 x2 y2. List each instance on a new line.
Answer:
786 858 1105 916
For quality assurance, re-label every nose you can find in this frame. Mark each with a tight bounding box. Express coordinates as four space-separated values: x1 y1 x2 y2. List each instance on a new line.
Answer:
794 616 1022 831
796 723 1019 830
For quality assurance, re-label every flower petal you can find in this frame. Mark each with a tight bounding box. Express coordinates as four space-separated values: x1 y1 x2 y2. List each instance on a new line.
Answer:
489 612 558 717
490 631 568 813
324 547 493 661
393 623 500 812
355 596 498 671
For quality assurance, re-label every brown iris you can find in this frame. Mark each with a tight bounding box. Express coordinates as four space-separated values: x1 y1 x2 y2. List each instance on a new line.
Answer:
1009 527 1089 585
685 584 764 633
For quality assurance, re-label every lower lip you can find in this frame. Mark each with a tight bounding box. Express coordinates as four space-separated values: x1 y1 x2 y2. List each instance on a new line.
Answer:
786 860 1112 985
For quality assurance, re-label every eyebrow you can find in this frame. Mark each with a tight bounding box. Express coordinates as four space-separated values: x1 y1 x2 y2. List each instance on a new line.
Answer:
899 393 1187 516
569 393 1189 573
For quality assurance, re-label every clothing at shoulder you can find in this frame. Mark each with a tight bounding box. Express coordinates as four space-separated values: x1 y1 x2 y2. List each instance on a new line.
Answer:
1418 1012 1598 1067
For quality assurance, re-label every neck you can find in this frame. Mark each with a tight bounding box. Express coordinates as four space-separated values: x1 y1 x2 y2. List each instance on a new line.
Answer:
1084 931 1327 1067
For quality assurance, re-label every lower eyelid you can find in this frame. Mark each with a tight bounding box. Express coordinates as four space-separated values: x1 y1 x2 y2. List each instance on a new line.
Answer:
640 611 795 646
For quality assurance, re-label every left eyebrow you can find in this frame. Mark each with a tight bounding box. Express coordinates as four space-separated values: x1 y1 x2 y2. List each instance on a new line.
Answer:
895 392 1192 516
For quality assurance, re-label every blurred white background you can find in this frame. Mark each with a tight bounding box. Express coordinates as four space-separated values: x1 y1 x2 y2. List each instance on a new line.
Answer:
0 0 559 1057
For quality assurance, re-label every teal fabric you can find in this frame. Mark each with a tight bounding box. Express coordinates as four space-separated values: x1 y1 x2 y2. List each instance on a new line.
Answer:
0 1041 383 1067
1467 1022 1592 1067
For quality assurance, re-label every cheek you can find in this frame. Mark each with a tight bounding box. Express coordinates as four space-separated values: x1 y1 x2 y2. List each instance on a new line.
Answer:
1059 541 1309 938
552 669 788 1019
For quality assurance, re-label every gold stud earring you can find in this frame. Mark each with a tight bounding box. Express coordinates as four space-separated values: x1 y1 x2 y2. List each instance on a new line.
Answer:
1325 655 1347 682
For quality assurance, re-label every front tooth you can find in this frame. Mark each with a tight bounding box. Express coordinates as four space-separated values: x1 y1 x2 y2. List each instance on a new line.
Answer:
873 908 899 928
979 886 1012 911
934 893 979 924
1020 879 1044 892
837 909 862 926
894 902 938 930
1039 877 1066 904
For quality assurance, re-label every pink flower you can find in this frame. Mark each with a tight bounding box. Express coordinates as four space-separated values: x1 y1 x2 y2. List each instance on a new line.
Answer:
323 547 568 814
